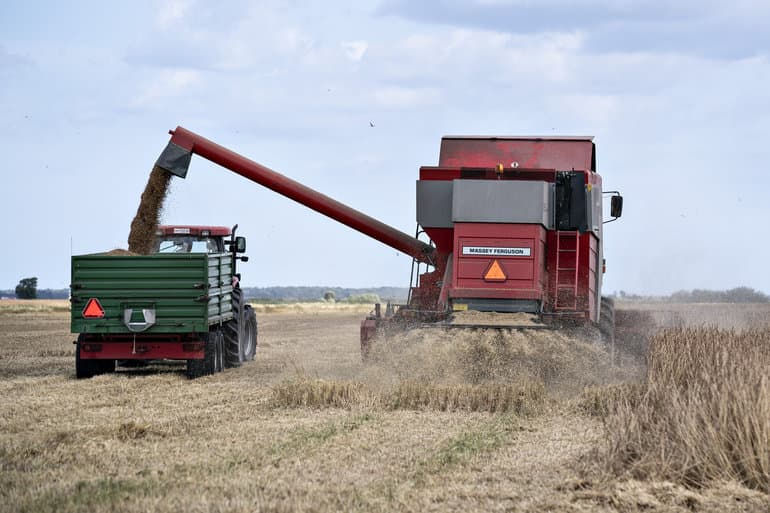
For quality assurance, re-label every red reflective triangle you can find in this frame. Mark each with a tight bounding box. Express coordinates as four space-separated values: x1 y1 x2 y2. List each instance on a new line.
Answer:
484 260 507 282
82 298 105 319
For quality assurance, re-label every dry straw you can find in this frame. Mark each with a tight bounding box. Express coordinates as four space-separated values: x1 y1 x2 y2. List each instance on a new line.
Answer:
270 377 372 409
592 326 770 491
385 380 546 414
270 376 547 414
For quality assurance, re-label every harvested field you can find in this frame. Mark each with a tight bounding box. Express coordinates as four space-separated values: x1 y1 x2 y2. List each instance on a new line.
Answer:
1 301 769 512
127 165 171 254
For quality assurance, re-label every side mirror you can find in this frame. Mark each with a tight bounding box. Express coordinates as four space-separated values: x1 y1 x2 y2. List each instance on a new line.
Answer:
235 236 247 253
610 195 623 218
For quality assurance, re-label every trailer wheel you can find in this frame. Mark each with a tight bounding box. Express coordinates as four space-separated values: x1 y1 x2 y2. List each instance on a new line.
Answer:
187 330 218 379
599 296 616 364
242 305 257 361
75 335 115 379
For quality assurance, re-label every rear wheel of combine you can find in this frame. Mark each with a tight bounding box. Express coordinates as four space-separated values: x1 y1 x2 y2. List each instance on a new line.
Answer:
599 296 616 364
75 335 115 379
187 330 218 379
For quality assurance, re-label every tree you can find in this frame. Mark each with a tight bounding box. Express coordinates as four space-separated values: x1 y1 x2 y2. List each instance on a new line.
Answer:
323 290 336 302
15 277 38 299
346 293 380 304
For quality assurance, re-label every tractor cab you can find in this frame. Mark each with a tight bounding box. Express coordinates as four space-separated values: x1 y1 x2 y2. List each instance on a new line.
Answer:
154 225 231 253
153 225 247 255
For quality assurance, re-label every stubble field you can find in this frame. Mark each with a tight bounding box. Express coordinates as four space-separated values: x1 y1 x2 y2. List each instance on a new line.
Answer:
1 300 769 512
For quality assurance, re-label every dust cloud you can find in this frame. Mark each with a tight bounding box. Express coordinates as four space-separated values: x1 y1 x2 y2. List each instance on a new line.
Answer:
358 326 638 397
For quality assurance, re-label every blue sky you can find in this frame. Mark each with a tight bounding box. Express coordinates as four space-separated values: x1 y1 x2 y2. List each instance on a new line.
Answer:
1 0 769 294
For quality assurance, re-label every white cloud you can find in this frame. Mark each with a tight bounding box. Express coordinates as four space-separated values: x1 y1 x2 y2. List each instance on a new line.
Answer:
342 40 368 62
132 68 200 106
372 86 442 108
548 94 619 128
157 0 192 29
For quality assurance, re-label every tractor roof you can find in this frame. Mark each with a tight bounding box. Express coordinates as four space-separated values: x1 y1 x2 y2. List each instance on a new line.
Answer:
157 225 231 236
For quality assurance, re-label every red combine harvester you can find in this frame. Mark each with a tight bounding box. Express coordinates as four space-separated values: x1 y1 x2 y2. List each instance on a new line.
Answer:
156 127 623 354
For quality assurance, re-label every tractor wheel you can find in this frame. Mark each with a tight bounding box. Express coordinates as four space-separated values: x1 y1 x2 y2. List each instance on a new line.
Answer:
242 306 257 362
75 335 114 379
187 330 218 379
224 289 245 367
599 296 616 363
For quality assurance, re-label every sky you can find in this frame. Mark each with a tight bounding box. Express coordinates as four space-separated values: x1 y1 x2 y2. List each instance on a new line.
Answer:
1 0 769 295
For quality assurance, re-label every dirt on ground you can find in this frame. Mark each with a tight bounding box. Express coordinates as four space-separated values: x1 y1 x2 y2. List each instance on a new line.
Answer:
127 166 171 254
0 301 768 512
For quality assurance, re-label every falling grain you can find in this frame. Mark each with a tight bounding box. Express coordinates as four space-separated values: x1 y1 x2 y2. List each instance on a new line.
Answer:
127 165 172 254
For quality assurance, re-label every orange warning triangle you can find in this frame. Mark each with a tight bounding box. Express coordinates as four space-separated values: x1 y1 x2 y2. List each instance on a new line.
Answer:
82 298 105 319
484 260 507 282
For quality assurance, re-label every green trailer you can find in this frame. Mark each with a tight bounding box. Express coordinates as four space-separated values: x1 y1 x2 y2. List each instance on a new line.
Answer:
70 225 257 379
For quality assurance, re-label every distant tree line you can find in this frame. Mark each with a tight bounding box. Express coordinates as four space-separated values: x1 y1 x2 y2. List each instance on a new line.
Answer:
4 283 766 304
1 285 409 302
0 287 69 299
614 287 769 303
241 286 408 303
5 284 767 304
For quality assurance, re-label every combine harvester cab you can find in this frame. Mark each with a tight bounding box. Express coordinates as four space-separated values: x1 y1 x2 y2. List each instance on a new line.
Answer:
153 127 624 358
71 225 257 379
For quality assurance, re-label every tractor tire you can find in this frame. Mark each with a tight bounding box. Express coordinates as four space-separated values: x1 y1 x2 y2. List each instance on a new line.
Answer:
215 329 225 373
224 289 245 367
224 289 258 367
599 296 616 363
242 306 257 362
187 329 219 379
75 335 115 379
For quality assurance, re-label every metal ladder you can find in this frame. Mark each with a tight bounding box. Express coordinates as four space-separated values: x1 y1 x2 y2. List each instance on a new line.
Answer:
554 231 579 310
